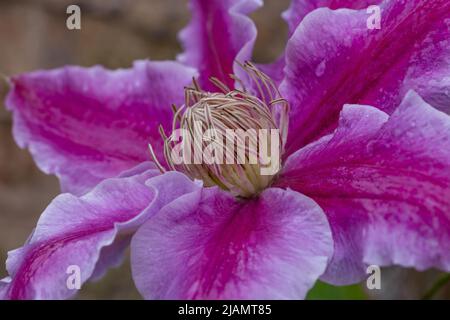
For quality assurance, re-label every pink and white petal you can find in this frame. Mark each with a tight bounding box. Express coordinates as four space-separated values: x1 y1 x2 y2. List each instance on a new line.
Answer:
0 278 10 300
249 0 382 95
177 0 261 91
1 167 200 300
281 0 450 155
402 41 450 115
278 91 450 285
6 60 196 195
283 0 382 36
87 171 203 281
89 235 130 281
131 187 333 300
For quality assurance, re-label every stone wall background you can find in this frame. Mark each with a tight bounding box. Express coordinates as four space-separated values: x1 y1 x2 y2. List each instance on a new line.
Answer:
0 0 448 299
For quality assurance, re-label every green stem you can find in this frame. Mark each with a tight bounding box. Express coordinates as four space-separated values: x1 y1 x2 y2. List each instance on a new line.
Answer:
422 274 450 300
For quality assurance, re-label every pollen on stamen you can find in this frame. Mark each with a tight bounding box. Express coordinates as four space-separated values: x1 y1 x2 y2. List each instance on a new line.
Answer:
149 62 290 198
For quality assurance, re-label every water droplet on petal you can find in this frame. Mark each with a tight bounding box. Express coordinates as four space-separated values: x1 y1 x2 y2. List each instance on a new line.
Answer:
315 60 326 77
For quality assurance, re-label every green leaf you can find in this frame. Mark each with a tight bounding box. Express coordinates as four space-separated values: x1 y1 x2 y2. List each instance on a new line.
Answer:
307 281 367 300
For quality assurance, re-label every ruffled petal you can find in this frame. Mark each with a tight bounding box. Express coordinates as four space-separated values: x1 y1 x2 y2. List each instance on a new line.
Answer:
283 0 381 36
249 1 381 96
0 279 9 299
177 0 261 91
278 91 450 284
281 0 450 155
131 187 333 299
5 60 196 195
1 166 200 300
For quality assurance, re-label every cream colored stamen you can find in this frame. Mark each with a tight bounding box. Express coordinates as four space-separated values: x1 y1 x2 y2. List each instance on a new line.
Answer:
150 62 289 198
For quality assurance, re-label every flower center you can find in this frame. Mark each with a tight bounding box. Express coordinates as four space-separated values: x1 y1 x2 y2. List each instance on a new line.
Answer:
150 62 289 198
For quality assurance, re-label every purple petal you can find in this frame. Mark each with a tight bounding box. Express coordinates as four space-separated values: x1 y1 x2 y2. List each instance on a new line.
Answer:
131 187 333 299
5 60 196 195
283 0 381 36
278 91 450 284
281 0 450 155
178 0 261 91
250 1 381 94
0 279 9 299
1 166 200 299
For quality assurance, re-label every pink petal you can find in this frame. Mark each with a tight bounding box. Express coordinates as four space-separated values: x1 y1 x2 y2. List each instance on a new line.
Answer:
278 91 450 284
177 0 261 91
0 279 9 299
283 0 382 36
131 187 333 299
251 1 381 95
1 167 200 299
5 60 196 195
281 0 450 155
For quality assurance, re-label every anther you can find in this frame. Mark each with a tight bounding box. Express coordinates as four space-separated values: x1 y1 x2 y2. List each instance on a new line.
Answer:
150 62 289 198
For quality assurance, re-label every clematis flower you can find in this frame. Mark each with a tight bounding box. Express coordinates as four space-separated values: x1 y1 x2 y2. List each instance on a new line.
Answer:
1 0 450 299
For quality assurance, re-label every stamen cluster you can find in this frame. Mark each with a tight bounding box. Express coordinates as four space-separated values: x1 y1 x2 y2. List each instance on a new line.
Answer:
150 62 289 198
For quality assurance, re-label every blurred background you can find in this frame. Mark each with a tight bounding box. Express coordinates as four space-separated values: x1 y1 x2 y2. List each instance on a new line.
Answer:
0 0 448 299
